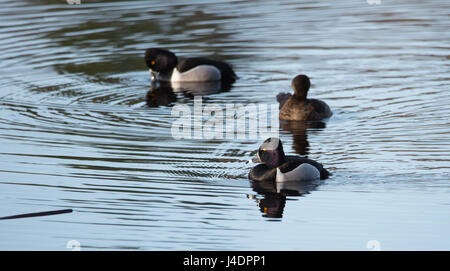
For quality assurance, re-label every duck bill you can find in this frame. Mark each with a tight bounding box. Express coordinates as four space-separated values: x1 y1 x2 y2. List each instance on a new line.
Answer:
149 69 159 81
247 153 261 164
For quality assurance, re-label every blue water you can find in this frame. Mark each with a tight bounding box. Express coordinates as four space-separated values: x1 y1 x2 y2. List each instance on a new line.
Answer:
0 0 449 250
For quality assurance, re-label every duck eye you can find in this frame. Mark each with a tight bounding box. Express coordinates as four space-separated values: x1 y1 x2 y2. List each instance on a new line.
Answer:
151 60 156 65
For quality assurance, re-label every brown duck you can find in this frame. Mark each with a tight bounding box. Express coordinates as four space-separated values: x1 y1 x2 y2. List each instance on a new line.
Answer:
277 74 332 121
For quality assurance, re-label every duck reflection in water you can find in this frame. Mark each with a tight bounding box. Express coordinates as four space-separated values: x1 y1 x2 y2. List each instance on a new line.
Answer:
146 80 233 107
248 179 321 219
280 120 326 156
145 82 177 107
171 80 232 96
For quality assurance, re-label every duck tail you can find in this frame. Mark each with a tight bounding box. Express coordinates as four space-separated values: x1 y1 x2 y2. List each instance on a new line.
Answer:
276 92 291 109
320 168 331 180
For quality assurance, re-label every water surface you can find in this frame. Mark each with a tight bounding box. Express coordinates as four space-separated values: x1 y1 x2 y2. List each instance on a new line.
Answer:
0 0 449 250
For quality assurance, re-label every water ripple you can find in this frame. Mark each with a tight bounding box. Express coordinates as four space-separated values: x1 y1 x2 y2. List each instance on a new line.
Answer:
0 0 449 250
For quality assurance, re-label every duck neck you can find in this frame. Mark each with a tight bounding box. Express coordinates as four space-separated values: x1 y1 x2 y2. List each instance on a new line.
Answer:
278 152 287 166
158 69 174 81
293 93 307 101
272 151 286 168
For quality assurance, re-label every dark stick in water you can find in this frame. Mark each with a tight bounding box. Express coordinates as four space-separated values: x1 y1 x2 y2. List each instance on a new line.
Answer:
0 209 73 220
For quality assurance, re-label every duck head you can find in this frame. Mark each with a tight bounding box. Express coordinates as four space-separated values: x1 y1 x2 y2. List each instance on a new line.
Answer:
254 137 286 168
145 48 178 79
291 74 311 100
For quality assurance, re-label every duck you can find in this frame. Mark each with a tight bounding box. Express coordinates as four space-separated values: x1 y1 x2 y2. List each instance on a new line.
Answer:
144 48 237 85
248 137 330 182
277 74 332 121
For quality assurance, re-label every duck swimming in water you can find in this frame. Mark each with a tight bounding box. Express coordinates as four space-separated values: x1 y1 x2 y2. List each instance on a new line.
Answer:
249 137 330 182
277 74 332 121
145 48 237 85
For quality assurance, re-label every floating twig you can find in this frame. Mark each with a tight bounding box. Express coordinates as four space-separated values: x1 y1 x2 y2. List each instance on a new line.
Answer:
0 209 73 220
